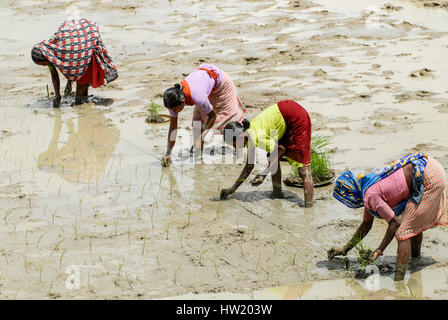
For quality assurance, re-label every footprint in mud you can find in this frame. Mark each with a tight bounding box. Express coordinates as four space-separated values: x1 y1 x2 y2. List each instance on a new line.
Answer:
435 103 448 113
424 2 444 7
26 95 114 109
394 90 435 103
409 68 433 79
382 3 403 11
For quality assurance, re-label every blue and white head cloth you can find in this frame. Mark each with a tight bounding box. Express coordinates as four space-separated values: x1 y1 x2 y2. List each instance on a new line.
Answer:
333 152 428 218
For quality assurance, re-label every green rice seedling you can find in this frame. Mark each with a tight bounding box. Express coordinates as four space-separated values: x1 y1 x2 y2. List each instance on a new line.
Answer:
59 249 66 268
87 270 93 293
89 235 93 253
114 219 118 236
90 129 95 145
118 260 124 276
272 240 277 256
409 287 416 299
1 246 9 264
165 222 171 240
135 208 142 221
141 234 147 255
238 240 244 257
141 182 147 197
72 218 79 240
292 252 297 267
50 240 63 257
178 231 184 249
24 229 29 245
255 251 262 272
127 227 131 246
39 263 44 284
187 192 193 227
214 261 220 279
173 262 183 284
125 272 133 290
310 151 332 182
199 247 209 265
215 201 222 220
4 208 14 221
311 134 332 153
151 207 155 231
24 255 28 273
291 135 333 183
250 222 257 240
149 100 160 117
156 256 161 270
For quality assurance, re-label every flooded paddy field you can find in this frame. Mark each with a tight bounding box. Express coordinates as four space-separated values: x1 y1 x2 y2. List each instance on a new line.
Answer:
0 0 448 299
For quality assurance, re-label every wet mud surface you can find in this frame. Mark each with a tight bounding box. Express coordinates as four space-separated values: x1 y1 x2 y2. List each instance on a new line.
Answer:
0 0 448 299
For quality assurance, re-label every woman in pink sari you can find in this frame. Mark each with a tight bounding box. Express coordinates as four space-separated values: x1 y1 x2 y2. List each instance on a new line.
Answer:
161 63 246 167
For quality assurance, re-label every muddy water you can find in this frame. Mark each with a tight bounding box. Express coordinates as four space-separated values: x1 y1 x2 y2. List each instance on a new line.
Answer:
1 0 448 299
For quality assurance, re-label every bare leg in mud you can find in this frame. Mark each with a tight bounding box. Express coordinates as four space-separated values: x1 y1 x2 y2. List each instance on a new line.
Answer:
251 146 286 199
271 159 283 199
411 233 423 258
74 84 88 105
298 166 313 207
395 238 411 281
64 80 73 97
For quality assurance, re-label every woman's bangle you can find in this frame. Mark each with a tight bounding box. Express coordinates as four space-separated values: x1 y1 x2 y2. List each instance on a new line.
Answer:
375 249 383 256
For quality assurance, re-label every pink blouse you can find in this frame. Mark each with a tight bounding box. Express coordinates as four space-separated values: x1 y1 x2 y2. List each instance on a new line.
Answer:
169 64 223 118
363 168 410 222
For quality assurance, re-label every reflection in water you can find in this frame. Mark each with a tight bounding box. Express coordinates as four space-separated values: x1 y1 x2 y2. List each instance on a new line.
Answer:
37 105 120 183
267 267 448 299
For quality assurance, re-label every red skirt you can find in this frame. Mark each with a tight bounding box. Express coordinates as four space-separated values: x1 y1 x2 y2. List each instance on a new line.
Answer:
277 100 312 165
76 56 105 88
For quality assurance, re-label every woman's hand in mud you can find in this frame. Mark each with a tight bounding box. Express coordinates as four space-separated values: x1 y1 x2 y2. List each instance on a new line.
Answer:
161 154 171 167
220 188 234 200
251 174 266 186
371 249 382 261
328 247 346 260
53 95 61 108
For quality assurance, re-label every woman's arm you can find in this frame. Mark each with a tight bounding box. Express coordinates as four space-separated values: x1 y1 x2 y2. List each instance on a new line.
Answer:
161 116 178 167
49 65 61 107
220 146 256 200
372 216 400 259
328 209 374 259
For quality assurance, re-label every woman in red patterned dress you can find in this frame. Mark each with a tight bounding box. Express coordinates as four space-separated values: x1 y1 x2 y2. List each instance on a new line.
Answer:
31 18 118 107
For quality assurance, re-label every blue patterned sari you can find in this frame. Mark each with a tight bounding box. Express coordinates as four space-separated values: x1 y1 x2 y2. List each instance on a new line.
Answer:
333 152 428 218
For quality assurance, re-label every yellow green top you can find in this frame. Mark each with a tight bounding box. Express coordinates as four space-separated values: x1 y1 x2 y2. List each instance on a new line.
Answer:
247 103 305 171
247 103 286 153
